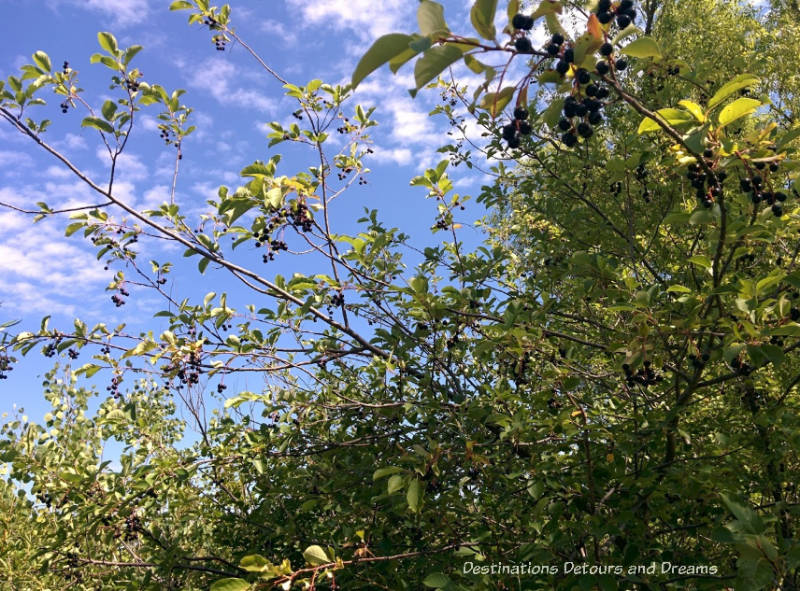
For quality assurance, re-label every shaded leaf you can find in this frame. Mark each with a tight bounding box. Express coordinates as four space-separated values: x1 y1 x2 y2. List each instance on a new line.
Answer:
352 34 414 88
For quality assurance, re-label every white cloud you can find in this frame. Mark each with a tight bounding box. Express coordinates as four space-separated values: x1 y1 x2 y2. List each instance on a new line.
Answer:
260 19 298 46
53 133 88 151
0 151 33 169
48 0 150 27
95 148 149 183
0 209 107 316
187 59 277 113
370 147 413 166
285 0 413 43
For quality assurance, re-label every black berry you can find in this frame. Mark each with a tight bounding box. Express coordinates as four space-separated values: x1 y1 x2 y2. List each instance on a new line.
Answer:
615 59 628 71
513 106 529 120
515 37 533 53
600 42 614 56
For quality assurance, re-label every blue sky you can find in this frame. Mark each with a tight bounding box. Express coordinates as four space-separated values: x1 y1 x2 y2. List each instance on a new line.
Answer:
0 0 516 423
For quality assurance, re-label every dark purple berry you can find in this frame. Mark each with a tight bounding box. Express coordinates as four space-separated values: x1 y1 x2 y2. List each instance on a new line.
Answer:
577 122 593 138
513 106 529 121
615 58 628 71
515 37 533 53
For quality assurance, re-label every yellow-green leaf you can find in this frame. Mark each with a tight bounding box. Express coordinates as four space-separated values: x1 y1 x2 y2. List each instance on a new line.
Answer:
637 108 694 134
210 579 250 591
678 100 706 123
718 97 762 128
707 74 759 109
411 44 465 97
407 478 422 512
418 0 449 38
531 0 562 21
352 34 414 88
478 86 515 118
470 0 498 40
621 36 662 59
303 545 330 566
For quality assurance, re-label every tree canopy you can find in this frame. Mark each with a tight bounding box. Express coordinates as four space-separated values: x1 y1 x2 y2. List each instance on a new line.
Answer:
2 0 800 590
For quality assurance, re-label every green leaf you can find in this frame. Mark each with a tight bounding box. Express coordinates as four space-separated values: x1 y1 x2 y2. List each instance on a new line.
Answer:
373 466 403 480
32 51 52 72
209 579 250 591
531 0 562 21
637 108 694 134
169 0 194 9
418 0 449 38
387 474 404 494
423 573 452 588
97 32 119 55
239 554 271 572
688 255 712 269
407 478 422 512
101 100 118 121
621 36 662 59
411 45 465 96
470 0 498 40
352 34 414 88
478 86 515 118
65 222 85 237
707 74 759 109
303 545 330 566
678 100 705 122
718 97 762 128
81 116 115 134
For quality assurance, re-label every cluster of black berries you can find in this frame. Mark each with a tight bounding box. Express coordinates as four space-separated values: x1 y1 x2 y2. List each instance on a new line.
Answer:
511 13 535 52
67 348 79 360
111 286 129 307
106 375 121 399
289 202 313 232
203 16 219 28
36 492 54 508
685 158 726 209
101 344 112 355
730 356 753 376
596 42 627 75
595 0 636 28
635 163 652 202
213 35 227 51
557 88 609 147
174 351 202 387
60 101 69 114
62 61 69 74
501 106 532 149
125 77 140 92
790 307 800 322
261 239 288 263
739 160 788 217
0 352 12 380
689 352 709 369
123 513 141 541
159 128 173 145
622 361 662 386
217 382 227 394
544 32 565 58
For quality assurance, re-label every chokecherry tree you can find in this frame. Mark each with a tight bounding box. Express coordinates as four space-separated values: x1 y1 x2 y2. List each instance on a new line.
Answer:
2 0 800 590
